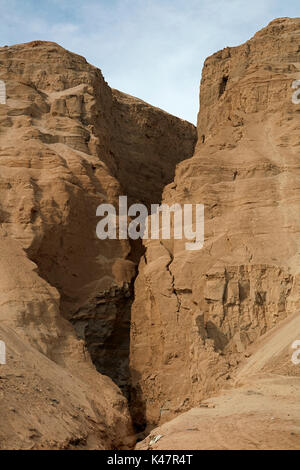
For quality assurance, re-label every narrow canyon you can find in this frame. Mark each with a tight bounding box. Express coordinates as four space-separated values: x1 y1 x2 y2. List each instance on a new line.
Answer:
0 17 299 450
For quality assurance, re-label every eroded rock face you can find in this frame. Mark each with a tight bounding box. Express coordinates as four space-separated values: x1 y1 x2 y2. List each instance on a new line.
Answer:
130 18 300 429
0 233 134 449
111 89 197 208
0 40 196 448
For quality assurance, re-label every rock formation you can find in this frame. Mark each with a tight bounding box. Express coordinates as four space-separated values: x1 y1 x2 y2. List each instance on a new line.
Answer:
0 40 196 448
130 17 300 430
1 17 300 451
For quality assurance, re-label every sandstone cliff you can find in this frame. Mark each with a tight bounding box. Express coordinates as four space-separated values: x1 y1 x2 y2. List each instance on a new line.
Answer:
130 17 300 430
1 18 299 451
0 40 196 448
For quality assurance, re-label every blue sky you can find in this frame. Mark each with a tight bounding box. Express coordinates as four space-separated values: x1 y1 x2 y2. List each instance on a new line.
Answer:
0 0 298 123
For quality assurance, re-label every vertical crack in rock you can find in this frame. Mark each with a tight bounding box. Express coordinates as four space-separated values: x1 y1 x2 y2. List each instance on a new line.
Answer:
163 243 181 314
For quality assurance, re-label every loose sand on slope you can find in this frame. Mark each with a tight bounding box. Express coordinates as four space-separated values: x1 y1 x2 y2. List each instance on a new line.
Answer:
137 313 300 450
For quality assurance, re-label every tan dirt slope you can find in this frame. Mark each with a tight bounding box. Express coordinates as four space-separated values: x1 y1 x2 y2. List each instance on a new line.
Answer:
137 312 300 450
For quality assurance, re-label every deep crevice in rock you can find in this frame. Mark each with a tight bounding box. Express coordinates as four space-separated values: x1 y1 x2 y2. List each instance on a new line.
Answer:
219 75 228 97
71 281 134 398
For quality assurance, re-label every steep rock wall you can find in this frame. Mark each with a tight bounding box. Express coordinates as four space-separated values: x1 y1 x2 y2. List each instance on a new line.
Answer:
130 18 300 429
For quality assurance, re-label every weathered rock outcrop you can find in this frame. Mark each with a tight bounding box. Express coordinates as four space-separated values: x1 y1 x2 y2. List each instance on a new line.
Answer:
0 40 196 448
0 234 133 449
130 18 300 429
111 89 196 208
